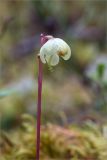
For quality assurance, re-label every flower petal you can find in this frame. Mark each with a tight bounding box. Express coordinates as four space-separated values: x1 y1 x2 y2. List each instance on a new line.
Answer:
61 45 71 60
52 38 71 60
49 54 59 66
39 46 51 64
39 51 46 64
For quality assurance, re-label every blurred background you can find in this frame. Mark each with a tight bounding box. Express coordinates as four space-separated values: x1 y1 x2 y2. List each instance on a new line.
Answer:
0 0 107 159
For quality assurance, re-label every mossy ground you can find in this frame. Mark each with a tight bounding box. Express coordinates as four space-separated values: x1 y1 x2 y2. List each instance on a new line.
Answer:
1 115 107 160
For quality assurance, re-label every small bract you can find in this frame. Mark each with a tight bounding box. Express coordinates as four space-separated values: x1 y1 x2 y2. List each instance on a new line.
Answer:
39 38 71 66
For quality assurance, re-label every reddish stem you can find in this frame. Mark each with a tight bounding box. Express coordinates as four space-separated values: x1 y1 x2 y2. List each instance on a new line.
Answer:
36 34 50 160
36 56 43 160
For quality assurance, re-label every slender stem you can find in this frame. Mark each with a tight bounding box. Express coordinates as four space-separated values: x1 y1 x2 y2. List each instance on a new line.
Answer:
36 56 43 160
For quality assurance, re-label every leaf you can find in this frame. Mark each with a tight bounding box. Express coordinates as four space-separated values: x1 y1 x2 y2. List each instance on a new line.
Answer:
97 63 105 79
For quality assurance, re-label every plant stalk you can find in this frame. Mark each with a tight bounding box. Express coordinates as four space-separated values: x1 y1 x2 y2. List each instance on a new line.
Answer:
36 56 43 160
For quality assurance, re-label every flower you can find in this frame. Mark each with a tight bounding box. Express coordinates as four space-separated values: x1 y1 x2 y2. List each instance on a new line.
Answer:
39 36 71 66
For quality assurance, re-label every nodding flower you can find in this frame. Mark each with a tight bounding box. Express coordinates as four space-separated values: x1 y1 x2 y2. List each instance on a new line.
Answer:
39 34 71 66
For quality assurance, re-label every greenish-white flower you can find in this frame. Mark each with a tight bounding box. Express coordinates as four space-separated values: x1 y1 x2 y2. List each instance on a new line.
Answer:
39 38 71 66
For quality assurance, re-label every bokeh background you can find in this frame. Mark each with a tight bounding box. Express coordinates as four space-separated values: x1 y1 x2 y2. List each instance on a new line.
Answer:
0 0 107 159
